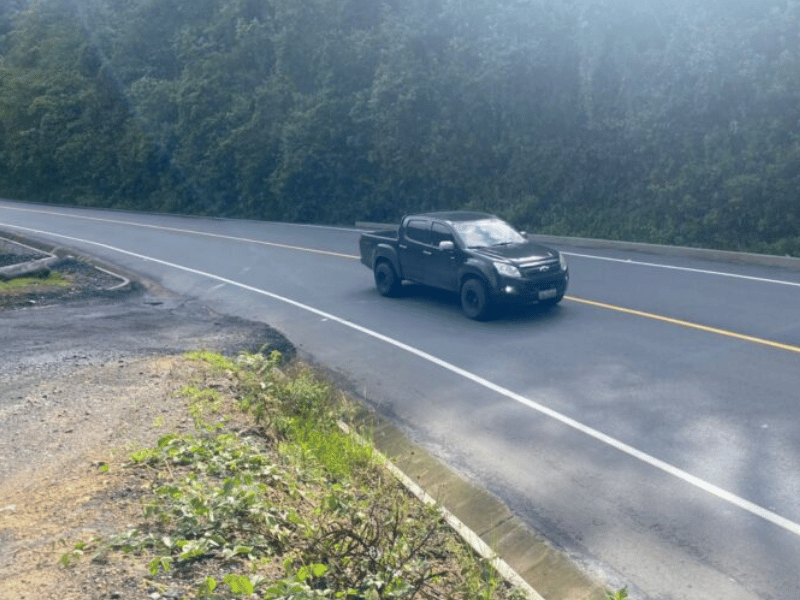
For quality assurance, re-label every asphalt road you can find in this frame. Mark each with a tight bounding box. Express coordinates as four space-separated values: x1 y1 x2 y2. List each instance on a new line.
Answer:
2 200 800 600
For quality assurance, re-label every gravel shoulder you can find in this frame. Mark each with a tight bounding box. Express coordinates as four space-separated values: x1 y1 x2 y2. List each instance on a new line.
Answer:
0 244 294 599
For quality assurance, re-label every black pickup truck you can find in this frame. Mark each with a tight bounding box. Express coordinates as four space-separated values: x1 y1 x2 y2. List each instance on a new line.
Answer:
359 211 569 319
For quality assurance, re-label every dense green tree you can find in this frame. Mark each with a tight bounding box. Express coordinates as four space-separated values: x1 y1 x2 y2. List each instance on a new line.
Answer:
0 0 190 209
0 0 798 255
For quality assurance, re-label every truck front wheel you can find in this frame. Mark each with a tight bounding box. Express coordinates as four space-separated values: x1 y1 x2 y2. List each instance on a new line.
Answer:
374 261 401 297
461 278 490 320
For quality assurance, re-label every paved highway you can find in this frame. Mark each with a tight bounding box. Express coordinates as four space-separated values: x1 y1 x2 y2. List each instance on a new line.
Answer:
2 200 800 599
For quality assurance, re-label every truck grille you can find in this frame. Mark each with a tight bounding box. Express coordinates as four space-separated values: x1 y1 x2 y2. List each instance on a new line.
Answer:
519 260 560 278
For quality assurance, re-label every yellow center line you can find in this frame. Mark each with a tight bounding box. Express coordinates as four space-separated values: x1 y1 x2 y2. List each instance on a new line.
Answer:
566 295 800 355
328 247 800 356
6 206 796 355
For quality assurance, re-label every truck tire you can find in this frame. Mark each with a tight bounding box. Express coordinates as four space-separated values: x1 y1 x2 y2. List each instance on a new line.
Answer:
374 260 401 297
461 277 490 320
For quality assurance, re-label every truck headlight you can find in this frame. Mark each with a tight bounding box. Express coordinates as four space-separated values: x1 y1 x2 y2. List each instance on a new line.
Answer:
494 262 522 278
558 252 568 271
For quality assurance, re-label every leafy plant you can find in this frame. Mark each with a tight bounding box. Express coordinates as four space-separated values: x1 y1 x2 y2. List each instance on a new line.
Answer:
58 351 546 599
178 384 224 430
59 538 100 568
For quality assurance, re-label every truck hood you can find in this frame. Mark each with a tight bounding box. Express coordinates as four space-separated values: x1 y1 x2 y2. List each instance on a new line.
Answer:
473 241 559 264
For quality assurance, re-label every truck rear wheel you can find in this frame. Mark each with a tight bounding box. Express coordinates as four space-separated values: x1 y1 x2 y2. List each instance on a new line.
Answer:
461 278 490 320
374 261 401 297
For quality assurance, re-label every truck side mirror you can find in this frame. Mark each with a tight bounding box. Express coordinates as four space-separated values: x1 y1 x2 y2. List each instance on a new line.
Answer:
439 240 455 251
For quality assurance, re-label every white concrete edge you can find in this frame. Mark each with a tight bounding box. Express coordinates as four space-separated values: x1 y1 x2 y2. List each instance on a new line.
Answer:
0 256 59 278
337 420 547 600
0 236 56 258
0 232 131 290
0 234 58 278
93 265 131 291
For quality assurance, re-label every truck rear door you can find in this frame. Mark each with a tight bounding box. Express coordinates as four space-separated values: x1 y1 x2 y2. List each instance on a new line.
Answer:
398 218 430 283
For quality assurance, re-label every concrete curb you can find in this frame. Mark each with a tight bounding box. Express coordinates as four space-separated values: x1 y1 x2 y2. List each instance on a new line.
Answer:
339 420 550 600
0 236 59 279
0 255 60 279
344 415 608 600
529 234 800 271
0 235 53 258
0 233 131 290
93 264 132 291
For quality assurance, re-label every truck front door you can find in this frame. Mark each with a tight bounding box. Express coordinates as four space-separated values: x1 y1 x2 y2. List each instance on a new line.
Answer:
426 222 460 292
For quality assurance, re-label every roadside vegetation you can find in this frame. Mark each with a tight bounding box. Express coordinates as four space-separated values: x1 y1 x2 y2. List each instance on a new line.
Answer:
58 350 531 600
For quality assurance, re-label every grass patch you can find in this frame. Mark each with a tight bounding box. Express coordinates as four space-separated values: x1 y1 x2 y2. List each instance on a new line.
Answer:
0 271 71 292
285 418 374 481
59 350 536 599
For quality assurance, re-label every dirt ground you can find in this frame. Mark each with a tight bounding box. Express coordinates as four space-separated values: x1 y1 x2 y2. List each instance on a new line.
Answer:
0 250 294 599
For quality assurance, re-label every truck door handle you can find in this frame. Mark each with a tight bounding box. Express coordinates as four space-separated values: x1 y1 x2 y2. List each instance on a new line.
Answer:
399 244 407 249
423 250 432 256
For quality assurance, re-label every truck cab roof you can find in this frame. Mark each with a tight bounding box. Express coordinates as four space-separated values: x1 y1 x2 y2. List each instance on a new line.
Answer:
407 211 496 223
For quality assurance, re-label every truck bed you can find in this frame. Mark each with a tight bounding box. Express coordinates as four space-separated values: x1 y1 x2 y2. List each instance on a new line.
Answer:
362 228 397 239
359 228 398 268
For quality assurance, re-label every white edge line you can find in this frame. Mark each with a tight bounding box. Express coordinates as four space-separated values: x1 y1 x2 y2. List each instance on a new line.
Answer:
6 203 800 286
6 224 800 539
1 203 364 232
564 251 800 288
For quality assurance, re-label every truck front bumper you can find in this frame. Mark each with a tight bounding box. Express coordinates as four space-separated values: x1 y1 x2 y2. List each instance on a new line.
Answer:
493 271 569 305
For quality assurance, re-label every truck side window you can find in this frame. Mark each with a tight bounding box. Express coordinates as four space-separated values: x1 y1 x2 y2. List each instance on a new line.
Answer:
431 223 454 247
405 220 431 245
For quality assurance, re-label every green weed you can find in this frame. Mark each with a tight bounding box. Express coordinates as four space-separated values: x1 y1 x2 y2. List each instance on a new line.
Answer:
184 350 238 372
284 418 373 482
177 385 224 430
59 538 101 568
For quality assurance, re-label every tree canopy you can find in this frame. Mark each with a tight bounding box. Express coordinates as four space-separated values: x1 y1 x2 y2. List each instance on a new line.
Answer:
1 0 798 255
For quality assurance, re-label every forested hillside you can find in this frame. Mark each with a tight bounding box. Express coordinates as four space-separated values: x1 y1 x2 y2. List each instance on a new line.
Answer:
1 0 798 255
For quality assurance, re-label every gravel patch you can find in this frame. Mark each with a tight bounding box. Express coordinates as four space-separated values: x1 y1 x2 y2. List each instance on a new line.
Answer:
0 252 42 268
0 245 295 599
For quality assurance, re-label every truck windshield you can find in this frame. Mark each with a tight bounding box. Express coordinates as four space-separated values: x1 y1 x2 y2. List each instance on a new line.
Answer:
451 219 526 248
